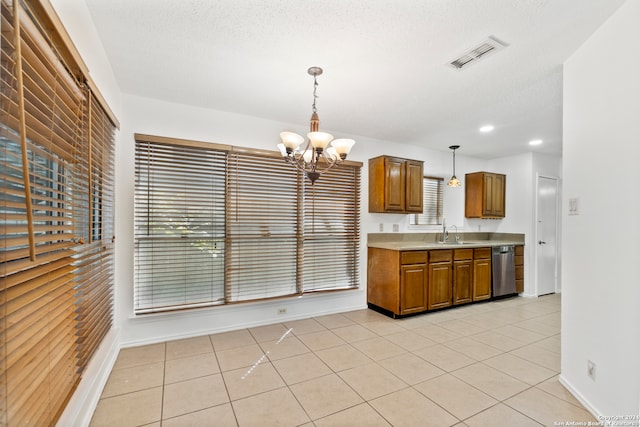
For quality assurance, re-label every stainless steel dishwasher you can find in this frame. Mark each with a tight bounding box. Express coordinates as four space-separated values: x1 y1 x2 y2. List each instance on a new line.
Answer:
492 245 516 298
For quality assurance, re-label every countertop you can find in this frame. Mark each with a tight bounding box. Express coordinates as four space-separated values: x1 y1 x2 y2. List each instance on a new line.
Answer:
367 232 525 251
368 241 523 251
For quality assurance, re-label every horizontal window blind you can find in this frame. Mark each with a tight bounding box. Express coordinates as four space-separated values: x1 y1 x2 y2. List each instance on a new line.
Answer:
410 176 443 225
134 140 227 313
134 135 361 313
73 92 115 373
1 1 83 424
1 1 117 425
226 152 299 302
302 165 360 291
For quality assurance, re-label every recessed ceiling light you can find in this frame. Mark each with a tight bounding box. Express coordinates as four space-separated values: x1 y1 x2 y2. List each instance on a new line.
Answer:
479 125 494 133
529 139 543 146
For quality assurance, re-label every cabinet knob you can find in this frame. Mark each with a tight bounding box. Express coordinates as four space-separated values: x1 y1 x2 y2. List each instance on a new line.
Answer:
538 240 546 245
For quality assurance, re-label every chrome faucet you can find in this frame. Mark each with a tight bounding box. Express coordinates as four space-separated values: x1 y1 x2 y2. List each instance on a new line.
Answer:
441 220 460 244
450 224 459 243
441 219 448 243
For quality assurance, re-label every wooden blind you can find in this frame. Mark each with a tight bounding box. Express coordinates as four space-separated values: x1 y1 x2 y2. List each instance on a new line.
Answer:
1 1 116 425
410 176 443 225
226 151 300 301
134 136 361 313
72 92 115 373
134 140 227 313
302 164 360 291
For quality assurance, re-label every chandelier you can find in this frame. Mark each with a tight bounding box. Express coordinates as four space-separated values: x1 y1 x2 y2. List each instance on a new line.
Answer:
278 67 355 184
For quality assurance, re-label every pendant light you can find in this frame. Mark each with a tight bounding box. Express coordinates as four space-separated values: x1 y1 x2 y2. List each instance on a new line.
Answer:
447 145 461 187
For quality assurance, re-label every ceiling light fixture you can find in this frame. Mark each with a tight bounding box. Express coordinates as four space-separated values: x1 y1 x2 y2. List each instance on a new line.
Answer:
447 145 461 187
529 139 543 146
278 67 355 184
479 125 494 133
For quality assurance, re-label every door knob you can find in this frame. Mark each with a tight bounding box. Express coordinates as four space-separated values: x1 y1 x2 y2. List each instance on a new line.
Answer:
538 240 546 245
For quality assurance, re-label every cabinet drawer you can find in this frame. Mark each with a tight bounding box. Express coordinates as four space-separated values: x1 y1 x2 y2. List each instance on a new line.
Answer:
515 266 524 280
515 245 524 256
474 247 491 259
454 248 473 260
401 251 427 265
515 255 524 266
429 249 452 263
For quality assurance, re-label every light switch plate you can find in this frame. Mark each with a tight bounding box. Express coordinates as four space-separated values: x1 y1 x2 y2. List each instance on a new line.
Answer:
568 198 579 215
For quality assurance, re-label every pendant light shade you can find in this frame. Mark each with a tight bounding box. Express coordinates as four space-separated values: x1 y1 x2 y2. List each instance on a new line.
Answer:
447 145 461 187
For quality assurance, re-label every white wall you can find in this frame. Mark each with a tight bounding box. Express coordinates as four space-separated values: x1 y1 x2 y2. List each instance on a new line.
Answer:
562 0 640 417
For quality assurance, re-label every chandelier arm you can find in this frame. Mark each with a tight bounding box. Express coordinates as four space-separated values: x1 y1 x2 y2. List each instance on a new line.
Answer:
285 152 339 175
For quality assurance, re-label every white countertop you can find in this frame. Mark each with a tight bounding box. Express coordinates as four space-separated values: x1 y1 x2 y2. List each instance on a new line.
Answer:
368 240 523 251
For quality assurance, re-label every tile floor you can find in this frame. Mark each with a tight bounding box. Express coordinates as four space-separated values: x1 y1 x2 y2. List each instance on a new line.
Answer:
90 294 597 426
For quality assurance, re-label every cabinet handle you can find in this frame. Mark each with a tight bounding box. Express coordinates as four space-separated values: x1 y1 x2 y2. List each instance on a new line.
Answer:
538 240 546 245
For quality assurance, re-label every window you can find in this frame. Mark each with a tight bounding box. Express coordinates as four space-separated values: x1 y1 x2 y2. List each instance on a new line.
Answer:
410 176 444 225
134 135 361 314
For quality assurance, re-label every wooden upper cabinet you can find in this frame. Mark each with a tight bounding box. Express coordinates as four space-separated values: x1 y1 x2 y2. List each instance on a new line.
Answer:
369 156 424 213
405 160 424 212
383 157 405 211
465 172 506 218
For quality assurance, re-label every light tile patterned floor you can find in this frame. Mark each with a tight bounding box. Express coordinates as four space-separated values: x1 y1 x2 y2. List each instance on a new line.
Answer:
90 294 596 426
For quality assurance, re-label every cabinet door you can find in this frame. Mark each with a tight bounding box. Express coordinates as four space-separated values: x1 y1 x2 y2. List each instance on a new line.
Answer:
428 262 452 310
384 157 405 211
491 173 505 216
400 264 427 314
482 173 494 217
453 260 473 305
405 160 424 213
473 258 492 301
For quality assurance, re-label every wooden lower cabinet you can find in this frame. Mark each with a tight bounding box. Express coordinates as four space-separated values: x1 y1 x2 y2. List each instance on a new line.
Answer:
367 248 428 316
473 259 491 301
368 246 498 317
427 250 452 310
452 248 473 306
453 260 473 305
428 262 452 310
515 245 524 293
401 264 428 314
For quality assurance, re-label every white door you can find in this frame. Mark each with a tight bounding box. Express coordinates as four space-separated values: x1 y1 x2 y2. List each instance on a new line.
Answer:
536 176 558 295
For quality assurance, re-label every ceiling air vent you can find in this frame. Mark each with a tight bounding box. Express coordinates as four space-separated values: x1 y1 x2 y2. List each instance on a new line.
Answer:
448 36 508 70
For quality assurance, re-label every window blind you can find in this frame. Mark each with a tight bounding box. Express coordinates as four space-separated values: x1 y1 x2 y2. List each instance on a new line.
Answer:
410 176 444 225
134 135 361 314
302 165 360 291
72 92 115 373
1 1 116 425
226 151 299 301
134 140 227 313
1 2 84 423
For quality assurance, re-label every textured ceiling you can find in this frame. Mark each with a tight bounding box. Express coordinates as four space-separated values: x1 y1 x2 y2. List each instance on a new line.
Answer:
83 0 626 159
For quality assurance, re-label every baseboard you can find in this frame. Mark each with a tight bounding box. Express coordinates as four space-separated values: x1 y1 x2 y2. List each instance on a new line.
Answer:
121 302 367 348
558 374 602 421
56 328 120 427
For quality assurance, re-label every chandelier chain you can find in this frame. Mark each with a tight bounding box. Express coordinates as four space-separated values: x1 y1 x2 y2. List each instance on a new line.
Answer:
311 75 319 114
